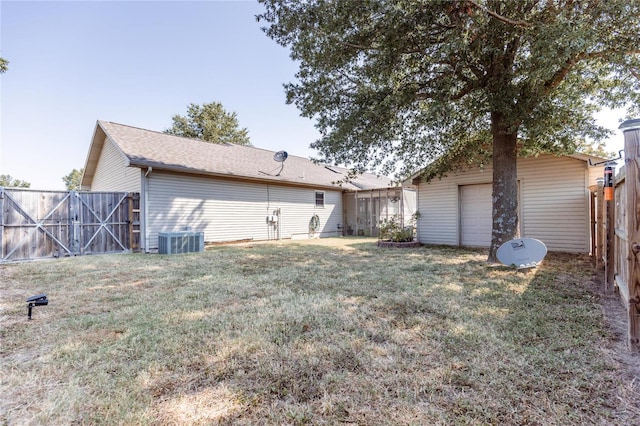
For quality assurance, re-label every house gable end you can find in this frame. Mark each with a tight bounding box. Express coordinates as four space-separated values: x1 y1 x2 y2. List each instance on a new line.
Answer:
81 121 132 189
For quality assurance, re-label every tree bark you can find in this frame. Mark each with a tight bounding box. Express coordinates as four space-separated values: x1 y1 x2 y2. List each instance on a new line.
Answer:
487 113 519 263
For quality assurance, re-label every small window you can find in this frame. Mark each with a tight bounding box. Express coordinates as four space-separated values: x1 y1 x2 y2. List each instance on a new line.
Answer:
315 191 325 208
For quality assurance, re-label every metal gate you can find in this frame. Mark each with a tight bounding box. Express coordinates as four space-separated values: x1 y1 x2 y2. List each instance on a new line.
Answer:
0 188 140 262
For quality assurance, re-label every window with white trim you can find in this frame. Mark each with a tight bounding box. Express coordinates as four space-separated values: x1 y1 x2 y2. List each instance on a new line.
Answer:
315 191 325 208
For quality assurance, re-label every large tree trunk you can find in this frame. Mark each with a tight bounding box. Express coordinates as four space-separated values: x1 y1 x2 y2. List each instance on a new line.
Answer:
487 113 519 263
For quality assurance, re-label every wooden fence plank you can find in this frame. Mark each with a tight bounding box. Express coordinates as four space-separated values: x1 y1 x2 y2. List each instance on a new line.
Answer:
0 189 139 262
605 184 616 293
621 119 640 352
597 182 604 269
590 191 596 265
130 192 140 251
0 188 3 260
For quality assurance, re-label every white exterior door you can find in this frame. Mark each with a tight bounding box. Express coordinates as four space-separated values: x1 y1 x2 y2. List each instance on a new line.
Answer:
460 184 492 247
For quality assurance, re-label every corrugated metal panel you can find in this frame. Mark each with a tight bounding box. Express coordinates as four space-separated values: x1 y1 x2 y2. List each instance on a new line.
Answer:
416 155 590 253
91 137 141 192
146 173 343 249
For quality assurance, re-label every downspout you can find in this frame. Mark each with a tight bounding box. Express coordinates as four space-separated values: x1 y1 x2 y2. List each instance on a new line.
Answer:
354 190 358 236
386 188 389 223
400 188 405 227
342 191 347 237
142 167 152 253
369 190 373 237
377 189 381 237
415 186 420 243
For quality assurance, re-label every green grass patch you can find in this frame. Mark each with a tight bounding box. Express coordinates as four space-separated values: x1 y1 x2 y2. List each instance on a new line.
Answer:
0 240 633 424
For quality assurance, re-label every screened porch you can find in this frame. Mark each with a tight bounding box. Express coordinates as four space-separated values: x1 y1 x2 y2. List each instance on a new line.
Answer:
342 188 416 237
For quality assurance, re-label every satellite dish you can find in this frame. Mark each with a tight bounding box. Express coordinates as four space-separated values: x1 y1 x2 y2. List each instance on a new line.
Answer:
496 238 547 269
274 151 288 162
271 150 288 176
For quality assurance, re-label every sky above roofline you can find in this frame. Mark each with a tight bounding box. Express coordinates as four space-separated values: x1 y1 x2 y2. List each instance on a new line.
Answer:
0 1 628 190
1 1 323 190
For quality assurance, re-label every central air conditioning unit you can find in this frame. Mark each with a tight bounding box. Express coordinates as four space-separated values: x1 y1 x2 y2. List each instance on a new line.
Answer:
158 231 205 254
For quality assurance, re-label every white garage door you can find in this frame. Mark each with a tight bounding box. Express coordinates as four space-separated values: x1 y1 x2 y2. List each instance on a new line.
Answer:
460 184 492 247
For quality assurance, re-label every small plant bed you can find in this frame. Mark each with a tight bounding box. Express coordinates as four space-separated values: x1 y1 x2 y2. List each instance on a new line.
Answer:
378 214 418 247
376 240 420 248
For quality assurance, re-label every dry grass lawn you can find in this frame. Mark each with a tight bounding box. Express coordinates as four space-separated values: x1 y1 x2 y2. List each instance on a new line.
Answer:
1 237 639 425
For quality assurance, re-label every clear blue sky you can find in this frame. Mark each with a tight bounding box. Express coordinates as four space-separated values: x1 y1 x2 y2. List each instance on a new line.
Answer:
1 0 321 190
0 0 629 190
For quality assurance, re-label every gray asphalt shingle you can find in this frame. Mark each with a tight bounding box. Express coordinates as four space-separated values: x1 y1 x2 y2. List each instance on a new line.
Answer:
98 120 394 190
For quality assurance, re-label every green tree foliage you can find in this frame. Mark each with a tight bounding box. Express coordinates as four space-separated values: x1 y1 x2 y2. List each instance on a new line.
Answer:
0 57 8 73
259 0 640 261
165 101 252 146
63 168 84 190
0 174 30 188
576 140 615 159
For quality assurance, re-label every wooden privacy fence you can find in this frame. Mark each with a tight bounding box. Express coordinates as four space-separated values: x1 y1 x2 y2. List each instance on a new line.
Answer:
0 189 140 262
593 118 640 352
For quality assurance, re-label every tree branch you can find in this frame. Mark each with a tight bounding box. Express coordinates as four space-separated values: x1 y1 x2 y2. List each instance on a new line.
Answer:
467 0 533 28
544 49 640 94
450 79 484 101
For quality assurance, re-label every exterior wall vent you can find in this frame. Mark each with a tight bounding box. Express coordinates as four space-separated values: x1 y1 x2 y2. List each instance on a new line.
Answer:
158 231 204 254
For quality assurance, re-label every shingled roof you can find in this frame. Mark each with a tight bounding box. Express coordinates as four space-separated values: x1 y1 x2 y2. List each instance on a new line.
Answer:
82 121 394 190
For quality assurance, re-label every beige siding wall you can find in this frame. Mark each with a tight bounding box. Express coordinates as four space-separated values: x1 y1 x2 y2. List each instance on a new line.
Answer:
416 155 591 252
91 137 141 192
145 172 343 249
518 156 588 252
267 185 343 239
417 167 491 246
587 163 605 187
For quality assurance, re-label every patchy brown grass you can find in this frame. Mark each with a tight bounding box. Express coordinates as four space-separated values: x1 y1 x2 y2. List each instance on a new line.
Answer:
1 238 638 425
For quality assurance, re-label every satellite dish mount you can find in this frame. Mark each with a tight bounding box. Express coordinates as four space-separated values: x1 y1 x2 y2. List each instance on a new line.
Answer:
273 151 288 176
588 150 623 167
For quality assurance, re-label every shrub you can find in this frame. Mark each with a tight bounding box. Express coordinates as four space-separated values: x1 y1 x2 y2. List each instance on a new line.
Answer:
379 215 414 242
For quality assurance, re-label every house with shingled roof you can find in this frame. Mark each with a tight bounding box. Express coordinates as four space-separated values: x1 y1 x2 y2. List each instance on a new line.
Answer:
408 153 606 253
81 121 415 252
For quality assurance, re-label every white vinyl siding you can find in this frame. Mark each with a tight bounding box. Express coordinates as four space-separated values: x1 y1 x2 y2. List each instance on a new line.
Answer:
518 156 587 252
460 184 493 247
145 172 343 249
416 155 591 253
417 169 491 246
268 186 342 239
587 164 605 187
90 137 141 192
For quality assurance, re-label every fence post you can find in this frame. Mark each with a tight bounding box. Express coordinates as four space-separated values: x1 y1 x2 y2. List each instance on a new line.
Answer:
68 191 79 255
590 191 596 265
605 180 615 294
596 180 605 269
620 118 640 352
